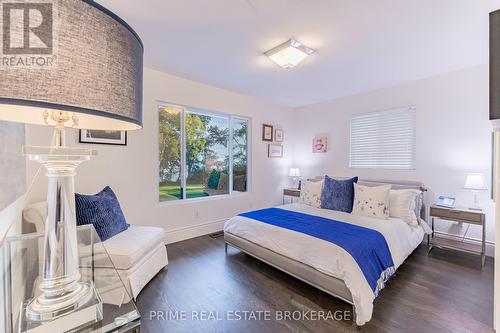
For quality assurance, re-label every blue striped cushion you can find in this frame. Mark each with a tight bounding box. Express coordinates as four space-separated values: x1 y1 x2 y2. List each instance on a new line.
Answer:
75 186 128 241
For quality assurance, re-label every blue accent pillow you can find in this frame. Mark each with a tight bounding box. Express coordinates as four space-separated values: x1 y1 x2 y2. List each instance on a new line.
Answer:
320 176 359 213
75 186 129 241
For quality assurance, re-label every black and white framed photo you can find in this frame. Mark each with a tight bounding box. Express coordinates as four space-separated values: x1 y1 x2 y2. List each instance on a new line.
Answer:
79 129 127 145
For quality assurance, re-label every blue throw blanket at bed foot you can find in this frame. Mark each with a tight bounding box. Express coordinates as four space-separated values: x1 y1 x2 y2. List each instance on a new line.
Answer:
239 208 395 297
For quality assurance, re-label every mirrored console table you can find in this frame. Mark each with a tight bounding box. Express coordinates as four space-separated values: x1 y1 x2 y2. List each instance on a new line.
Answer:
2 225 141 332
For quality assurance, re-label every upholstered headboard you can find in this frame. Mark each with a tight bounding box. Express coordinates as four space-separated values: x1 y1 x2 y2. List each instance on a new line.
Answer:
309 176 428 220
356 178 426 192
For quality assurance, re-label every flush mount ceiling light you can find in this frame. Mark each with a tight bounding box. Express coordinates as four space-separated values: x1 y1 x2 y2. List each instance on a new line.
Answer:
264 39 315 69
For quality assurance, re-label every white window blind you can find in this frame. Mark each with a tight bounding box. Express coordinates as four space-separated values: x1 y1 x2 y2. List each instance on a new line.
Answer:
349 107 416 169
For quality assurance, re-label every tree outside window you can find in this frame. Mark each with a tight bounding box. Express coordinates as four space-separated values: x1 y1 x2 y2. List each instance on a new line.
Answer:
159 104 249 202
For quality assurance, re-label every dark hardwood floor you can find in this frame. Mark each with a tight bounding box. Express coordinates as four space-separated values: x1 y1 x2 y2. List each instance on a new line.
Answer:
136 235 493 333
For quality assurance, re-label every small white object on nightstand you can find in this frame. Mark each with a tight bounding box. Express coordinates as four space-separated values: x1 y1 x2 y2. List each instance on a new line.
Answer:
463 173 488 211
289 168 301 189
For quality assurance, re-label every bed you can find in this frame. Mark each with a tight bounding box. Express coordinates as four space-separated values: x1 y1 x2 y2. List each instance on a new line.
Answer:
223 179 428 326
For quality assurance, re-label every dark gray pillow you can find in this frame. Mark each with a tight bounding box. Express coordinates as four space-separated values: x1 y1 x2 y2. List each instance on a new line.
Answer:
320 176 358 213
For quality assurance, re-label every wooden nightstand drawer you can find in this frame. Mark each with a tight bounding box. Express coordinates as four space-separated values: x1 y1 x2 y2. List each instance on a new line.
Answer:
430 206 484 225
283 189 300 197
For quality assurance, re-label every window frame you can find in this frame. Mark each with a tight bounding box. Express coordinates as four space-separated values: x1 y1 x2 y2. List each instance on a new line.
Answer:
349 106 416 170
157 101 251 203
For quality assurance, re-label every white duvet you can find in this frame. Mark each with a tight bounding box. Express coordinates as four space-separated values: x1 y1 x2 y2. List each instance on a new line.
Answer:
223 203 425 325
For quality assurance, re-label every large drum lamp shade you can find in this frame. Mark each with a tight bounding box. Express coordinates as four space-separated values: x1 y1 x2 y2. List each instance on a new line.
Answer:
0 0 143 130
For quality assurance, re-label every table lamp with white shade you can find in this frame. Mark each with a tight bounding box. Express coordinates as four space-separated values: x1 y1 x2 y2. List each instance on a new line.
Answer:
0 0 143 323
289 168 301 189
464 173 488 210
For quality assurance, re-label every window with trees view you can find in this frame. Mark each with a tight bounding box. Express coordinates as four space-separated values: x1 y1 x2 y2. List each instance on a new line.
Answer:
158 104 249 202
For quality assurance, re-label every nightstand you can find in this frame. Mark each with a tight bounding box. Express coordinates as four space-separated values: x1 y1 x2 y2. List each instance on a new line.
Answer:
428 205 486 266
283 188 300 204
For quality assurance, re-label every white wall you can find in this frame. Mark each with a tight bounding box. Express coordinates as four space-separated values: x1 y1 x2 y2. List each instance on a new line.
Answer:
290 65 494 255
26 67 293 243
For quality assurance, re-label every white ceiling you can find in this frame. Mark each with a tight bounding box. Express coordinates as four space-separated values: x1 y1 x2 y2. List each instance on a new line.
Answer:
99 0 499 108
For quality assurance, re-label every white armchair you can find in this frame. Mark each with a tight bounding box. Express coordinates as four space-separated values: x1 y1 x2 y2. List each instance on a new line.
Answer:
22 202 168 300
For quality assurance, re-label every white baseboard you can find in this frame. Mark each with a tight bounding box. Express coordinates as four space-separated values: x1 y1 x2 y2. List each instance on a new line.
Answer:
433 231 495 257
164 218 228 244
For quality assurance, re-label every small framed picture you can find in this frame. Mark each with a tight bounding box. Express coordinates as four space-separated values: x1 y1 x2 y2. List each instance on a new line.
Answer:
312 135 327 153
275 129 284 142
262 124 273 141
79 129 127 146
268 143 283 158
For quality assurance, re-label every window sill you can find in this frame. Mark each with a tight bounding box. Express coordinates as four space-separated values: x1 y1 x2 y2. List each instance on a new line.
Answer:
157 191 250 206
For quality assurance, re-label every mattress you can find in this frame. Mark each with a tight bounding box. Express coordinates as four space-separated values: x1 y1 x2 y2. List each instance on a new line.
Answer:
224 203 425 325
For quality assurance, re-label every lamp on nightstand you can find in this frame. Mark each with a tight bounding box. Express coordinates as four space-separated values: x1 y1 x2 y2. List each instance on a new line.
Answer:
464 173 488 210
0 0 143 324
289 168 301 189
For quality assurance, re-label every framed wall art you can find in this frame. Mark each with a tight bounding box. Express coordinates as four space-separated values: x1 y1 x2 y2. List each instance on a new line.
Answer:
312 135 327 153
79 129 127 146
268 143 283 158
262 124 273 141
275 128 284 142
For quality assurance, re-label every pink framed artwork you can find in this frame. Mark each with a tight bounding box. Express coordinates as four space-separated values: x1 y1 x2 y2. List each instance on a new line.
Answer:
312 135 327 153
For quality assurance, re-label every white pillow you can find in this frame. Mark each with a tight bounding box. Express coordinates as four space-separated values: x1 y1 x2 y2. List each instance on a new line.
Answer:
389 189 419 226
299 180 323 208
352 184 392 219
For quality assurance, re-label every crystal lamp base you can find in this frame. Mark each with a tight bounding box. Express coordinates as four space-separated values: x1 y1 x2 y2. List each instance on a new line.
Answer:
21 281 103 332
22 145 98 324
25 281 93 321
